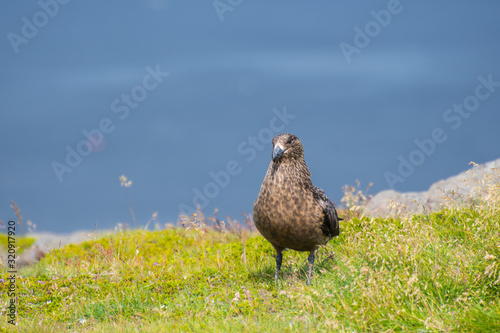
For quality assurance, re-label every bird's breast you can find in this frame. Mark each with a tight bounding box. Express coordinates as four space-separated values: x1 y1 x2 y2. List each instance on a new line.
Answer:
253 176 325 251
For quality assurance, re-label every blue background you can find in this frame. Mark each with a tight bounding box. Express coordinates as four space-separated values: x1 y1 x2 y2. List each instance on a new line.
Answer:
1 0 499 232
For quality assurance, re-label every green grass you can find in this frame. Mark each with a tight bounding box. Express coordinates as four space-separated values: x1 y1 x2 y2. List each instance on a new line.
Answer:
1 202 499 333
0 235 35 255
2 168 500 333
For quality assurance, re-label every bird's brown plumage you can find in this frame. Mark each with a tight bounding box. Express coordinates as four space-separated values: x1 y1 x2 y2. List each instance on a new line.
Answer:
253 133 341 284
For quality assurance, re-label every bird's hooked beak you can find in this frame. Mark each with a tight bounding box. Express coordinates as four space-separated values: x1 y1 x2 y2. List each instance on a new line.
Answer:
272 145 286 162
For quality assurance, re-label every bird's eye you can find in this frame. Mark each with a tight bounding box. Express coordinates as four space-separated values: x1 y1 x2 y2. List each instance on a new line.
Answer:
287 138 294 144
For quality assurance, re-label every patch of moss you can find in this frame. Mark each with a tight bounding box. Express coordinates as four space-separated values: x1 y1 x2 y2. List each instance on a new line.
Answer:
0 234 36 254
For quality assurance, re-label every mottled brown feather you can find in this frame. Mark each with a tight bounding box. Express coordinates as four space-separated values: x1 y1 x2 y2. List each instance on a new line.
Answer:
253 133 341 253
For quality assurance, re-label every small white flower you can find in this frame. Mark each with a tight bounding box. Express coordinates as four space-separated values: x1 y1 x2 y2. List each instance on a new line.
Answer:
484 254 496 260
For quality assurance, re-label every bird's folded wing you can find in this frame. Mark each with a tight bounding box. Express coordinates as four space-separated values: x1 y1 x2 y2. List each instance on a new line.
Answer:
313 186 341 237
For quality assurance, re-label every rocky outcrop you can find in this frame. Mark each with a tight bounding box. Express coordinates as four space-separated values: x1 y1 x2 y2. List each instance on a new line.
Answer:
364 159 500 217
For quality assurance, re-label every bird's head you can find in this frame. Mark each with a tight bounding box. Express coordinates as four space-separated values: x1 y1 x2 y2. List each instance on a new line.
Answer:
271 133 304 163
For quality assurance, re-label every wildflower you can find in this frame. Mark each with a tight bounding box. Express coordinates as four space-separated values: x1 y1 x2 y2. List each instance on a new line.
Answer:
119 175 133 188
232 292 240 302
484 254 496 260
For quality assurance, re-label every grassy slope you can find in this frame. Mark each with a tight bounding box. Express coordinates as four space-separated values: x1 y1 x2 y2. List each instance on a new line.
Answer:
1 200 499 333
0 235 35 255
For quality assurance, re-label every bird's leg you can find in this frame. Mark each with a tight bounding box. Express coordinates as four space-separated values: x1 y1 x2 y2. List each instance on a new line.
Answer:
307 251 315 285
275 250 283 282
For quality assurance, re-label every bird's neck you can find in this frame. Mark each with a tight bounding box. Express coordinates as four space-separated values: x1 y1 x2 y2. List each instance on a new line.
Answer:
267 159 312 188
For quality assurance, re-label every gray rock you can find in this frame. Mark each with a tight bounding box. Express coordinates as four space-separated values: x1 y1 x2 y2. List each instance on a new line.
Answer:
364 159 500 217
